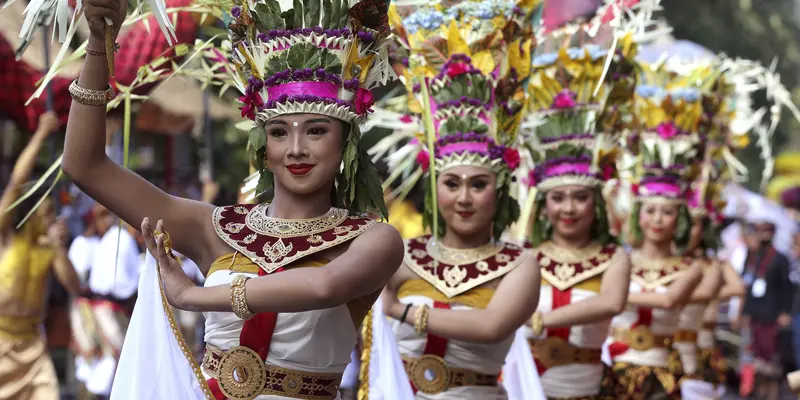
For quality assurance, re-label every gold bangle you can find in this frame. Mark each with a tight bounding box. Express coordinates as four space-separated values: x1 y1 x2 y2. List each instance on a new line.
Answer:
531 311 544 337
230 274 255 320
414 304 429 335
68 79 115 107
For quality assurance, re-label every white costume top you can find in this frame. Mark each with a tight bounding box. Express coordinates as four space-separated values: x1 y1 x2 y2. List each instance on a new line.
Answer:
525 242 619 398
608 254 693 368
675 302 705 375
68 235 101 284
394 236 528 400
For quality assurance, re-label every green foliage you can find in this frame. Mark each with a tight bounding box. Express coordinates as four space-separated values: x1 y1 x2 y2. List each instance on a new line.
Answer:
287 42 321 69
432 74 492 105
252 0 286 30
438 116 488 136
535 109 594 139
492 170 520 240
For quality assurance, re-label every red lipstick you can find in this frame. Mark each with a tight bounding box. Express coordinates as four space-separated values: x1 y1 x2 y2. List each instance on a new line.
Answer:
286 164 314 175
457 211 474 218
560 218 577 225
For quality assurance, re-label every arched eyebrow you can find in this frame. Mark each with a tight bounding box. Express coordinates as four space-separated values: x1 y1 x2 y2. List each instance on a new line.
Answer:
267 119 287 126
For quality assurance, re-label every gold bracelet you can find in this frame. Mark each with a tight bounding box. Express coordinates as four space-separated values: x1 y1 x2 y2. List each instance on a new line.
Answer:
531 311 544 337
230 274 255 320
68 79 115 107
413 304 429 335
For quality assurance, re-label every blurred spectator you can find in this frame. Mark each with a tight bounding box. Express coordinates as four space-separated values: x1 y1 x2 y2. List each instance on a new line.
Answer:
735 218 793 400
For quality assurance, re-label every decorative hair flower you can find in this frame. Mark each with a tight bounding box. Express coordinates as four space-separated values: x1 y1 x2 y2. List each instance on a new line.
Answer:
416 149 430 171
355 88 375 115
239 92 264 120
656 121 679 139
445 62 471 78
502 148 520 170
552 90 577 109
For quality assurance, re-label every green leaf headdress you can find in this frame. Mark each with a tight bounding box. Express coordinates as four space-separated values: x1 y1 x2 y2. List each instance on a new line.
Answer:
226 0 397 218
368 0 542 239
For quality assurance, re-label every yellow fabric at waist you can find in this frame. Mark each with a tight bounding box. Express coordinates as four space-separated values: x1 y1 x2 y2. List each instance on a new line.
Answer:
0 315 40 340
398 279 494 309
542 275 602 292
206 253 375 327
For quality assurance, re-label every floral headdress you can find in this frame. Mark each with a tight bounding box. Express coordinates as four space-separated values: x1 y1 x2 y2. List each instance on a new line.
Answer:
368 0 539 239
523 0 664 246
522 0 663 192
225 0 396 217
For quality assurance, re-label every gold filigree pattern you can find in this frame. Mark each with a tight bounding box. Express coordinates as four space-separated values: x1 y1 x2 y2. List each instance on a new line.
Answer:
630 251 693 290
403 235 527 298
536 241 618 291
244 204 348 238
213 204 375 274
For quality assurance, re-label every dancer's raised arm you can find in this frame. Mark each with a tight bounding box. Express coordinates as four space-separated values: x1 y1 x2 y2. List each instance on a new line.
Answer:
62 0 214 263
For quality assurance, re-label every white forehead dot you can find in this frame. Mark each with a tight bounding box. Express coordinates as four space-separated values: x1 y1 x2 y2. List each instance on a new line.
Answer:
292 121 299 127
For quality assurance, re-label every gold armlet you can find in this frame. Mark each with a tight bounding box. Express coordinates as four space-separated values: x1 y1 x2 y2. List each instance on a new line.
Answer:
230 274 255 320
531 311 544 337
68 80 115 107
413 304 430 335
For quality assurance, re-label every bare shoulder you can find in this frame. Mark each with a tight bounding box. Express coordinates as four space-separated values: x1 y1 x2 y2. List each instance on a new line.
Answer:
352 222 404 259
508 248 539 277
610 247 631 267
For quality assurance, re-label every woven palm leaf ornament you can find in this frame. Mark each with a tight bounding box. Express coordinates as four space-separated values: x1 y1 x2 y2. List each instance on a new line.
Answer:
369 0 541 239
519 0 665 245
221 0 396 219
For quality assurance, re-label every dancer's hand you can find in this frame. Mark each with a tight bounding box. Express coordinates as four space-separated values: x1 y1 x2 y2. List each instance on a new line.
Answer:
46 219 69 248
142 218 194 309
83 0 128 41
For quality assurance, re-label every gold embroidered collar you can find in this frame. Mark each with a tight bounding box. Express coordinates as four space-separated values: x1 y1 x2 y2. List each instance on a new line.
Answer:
536 241 618 291
213 203 375 274
630 251 693 290
404 235 527 298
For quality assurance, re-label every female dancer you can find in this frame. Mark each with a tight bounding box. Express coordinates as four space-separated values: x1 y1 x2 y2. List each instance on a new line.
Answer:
67 0 403 398
602 71 715 399
375 4 541 398
0 112 80 400
519 13 644 399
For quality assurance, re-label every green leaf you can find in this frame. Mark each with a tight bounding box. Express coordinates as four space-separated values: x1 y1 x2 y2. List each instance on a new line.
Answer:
338 1 349 30
330 0 341 29
321 51 342 74
248 125 267 151
304 0 320 27
265 0 285 30
321 0 332 28
253 3 275 30
287 42 320 70
256 169 274 196
282 10 296 29
293 0 303 28
265 52 289 76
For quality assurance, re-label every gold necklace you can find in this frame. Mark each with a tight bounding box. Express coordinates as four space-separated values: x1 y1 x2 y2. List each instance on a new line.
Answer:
537 241 604 264
244 203 348 238
426 238 503 266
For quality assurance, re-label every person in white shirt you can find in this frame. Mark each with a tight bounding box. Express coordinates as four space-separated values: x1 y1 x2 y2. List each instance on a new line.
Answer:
84 209 142 398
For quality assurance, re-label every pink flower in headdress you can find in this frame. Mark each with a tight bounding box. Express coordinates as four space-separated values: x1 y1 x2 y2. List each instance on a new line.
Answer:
416 149 430 171
552 90 577 109
355 88 375 115
238 91 264 120
400 114 414 124
631 183 640 195
446 63 470 78
523 170 537 187
503 148 521 170
602 164 616 180
656 122 679 139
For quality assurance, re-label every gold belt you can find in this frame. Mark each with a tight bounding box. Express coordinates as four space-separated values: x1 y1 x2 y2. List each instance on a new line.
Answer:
0 315 40 340
673 329 698 343
203 345 341 400
401 355 498 394
528 337 602 369
612 326 673 352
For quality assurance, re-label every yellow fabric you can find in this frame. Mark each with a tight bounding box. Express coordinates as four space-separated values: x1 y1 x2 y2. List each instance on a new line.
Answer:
765 174 800 201
387 200 425 239
398 279 494 309
0 337 58 399
541 275 602 293
0 227 54 338
207 253 376 327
